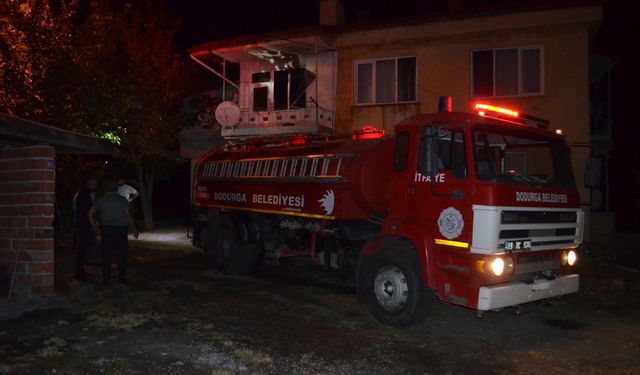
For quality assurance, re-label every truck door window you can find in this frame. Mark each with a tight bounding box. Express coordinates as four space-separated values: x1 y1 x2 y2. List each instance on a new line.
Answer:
450 130 467 179
392 132 410 171
418 127 467 179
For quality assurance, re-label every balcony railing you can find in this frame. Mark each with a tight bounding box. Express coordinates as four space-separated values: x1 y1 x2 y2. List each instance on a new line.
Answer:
221 101 335 139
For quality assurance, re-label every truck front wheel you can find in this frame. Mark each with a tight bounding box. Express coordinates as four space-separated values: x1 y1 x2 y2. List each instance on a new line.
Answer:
363 251 432 327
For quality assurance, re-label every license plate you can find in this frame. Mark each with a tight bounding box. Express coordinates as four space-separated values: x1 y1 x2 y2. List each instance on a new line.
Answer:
504 239 532 252
531 281 551 291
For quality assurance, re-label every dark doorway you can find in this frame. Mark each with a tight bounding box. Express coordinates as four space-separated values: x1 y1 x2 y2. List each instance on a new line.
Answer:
253 87 268 111
290 68 307 108
274 71 289 110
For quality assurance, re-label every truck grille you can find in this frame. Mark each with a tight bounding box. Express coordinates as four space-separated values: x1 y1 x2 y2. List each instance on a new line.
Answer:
471 205 584 254
499 228 576 239
498 209 580 251
500 210 577 224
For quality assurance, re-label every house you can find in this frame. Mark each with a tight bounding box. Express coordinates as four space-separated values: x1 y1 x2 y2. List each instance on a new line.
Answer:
184 0 602 231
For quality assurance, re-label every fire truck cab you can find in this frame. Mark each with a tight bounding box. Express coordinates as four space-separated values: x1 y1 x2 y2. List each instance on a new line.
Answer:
193 103 583 327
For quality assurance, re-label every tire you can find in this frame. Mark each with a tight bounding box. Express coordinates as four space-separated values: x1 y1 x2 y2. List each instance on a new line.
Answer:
214 214 262 275
362 250 433 327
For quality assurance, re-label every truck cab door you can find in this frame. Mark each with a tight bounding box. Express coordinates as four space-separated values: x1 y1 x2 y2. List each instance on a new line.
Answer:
386 131 413 217
408 124 471 243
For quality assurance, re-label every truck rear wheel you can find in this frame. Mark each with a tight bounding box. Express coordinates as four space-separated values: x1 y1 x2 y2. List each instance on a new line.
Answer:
215 214 262 275
363 251 433 327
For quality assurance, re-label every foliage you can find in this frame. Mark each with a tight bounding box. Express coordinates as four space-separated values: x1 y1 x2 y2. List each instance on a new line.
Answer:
1 0 207 229
0 0 76 123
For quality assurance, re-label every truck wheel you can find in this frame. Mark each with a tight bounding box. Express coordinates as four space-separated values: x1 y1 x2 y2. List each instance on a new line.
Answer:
197 227 207 250
215 214 261 275
363 252 432 327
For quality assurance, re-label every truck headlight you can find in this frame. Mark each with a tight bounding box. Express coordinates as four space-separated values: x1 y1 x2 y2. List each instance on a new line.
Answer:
562 250 578 266
568 250 577 266
491 258 505 276
476 257 514 276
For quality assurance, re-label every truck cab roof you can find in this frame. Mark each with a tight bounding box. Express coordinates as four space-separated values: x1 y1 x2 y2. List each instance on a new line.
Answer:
395 111 562 139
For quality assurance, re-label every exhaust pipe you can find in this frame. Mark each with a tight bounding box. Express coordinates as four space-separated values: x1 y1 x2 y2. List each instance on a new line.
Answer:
438 96 452 113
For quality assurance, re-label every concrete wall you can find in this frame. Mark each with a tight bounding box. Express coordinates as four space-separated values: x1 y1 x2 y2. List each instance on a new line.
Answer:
332 6 600 205
307 51 338 112
0 146 56 298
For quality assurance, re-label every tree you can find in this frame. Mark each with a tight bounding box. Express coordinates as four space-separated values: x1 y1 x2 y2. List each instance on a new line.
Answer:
71 1 198 230
1 0 204 230
0 0 77 123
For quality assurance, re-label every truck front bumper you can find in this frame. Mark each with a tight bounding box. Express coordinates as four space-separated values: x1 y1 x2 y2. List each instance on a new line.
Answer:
477 274 579 311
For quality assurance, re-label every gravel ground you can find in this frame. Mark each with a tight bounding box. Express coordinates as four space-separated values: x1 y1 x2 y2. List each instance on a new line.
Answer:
0 229 639 375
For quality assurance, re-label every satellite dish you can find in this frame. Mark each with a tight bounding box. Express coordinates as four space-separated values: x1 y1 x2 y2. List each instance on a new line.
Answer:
214 101 240 127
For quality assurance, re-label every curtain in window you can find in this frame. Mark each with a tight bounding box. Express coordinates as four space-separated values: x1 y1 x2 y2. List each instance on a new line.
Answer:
472 50 493 97
357 63 373 104
397 57 416 102
495 49 518 96
522 49 541 94
375 59 396 103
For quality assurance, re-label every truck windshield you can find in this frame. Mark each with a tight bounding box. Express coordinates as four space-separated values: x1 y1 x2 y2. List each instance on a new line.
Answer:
472 124 575 188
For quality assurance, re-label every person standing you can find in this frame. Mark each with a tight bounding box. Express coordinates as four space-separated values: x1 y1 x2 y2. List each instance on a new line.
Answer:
117 178 139 238
89 182 137 287
73 177 98 281
117 177 139 203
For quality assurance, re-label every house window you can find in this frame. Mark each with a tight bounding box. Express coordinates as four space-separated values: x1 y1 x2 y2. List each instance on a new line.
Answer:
251 72 271 83
355 57 416 105
472 47 543 97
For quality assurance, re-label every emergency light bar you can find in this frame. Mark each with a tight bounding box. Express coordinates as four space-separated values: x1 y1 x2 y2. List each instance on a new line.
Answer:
475 103 519 117
473 103 550 130
352 125 385 140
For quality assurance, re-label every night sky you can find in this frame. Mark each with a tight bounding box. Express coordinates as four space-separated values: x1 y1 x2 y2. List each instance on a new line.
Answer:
168 1 627 53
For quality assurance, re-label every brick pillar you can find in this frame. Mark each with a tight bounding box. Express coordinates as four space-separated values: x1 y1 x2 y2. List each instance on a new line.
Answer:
0 146 56 298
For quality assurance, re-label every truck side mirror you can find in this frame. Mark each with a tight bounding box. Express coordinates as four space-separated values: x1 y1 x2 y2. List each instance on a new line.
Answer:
584 157 602 188
419 127 440 176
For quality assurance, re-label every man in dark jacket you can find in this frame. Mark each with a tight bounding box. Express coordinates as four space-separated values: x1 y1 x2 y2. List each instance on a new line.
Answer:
89 181 137 287
74 177 98 281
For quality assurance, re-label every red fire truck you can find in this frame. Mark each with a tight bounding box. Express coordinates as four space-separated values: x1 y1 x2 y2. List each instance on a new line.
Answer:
192 102 583 327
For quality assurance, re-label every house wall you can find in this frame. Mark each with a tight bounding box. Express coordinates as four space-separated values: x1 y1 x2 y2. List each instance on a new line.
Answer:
332 6 600 212
307 51 338 113
0 146 56 298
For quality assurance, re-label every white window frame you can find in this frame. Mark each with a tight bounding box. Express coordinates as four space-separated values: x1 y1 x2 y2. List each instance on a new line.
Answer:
353 56 418 105
471 46 544 98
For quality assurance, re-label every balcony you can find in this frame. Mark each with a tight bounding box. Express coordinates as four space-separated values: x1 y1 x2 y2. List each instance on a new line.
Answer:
222 101 335 139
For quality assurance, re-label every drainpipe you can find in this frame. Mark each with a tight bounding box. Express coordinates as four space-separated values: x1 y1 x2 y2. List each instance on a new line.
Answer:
315 37 319 129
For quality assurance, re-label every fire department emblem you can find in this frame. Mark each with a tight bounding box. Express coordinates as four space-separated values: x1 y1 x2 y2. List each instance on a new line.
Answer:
318 190 335 215
437 207 464 240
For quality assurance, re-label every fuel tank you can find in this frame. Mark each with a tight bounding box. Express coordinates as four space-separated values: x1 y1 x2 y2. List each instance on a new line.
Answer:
194 135 395 221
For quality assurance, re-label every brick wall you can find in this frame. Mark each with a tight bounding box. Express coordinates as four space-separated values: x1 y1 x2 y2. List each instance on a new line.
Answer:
0 146 56 298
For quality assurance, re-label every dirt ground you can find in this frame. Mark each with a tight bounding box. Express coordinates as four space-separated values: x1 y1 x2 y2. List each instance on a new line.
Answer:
1 228 639 375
